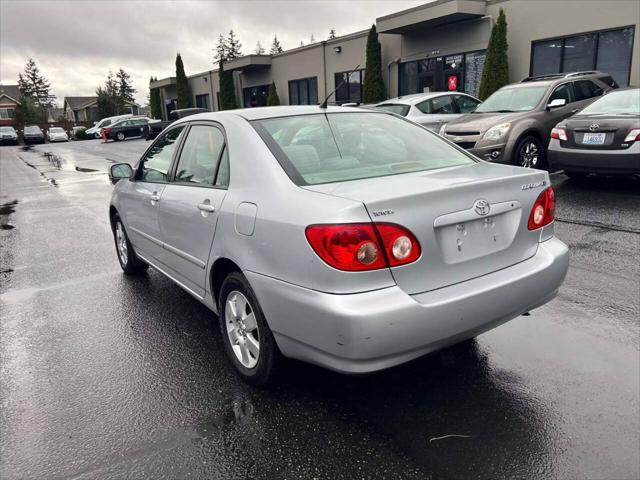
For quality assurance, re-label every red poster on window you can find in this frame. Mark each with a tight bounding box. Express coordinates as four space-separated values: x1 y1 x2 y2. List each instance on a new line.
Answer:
448 75 458 91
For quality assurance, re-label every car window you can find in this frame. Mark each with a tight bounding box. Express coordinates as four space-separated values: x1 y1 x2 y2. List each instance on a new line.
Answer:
254 112 475 185
427 96 456 114
573 80 603 101
174 125 225 186
374 104 410 116
455 95 481 113
215 147 230 187
102 119 112 127
139 126 185 182
577 89 640 115
549 83 574 104
599 76 619 89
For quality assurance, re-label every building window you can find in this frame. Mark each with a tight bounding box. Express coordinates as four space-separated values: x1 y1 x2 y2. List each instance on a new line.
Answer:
334 70 364 104
289 77 318 105
243 85 269 108
195 94 210 110
0 108 16 119
399 51 485 98
531 26 634 86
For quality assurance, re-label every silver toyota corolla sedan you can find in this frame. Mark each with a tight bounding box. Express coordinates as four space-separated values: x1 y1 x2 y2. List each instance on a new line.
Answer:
108 106 569 385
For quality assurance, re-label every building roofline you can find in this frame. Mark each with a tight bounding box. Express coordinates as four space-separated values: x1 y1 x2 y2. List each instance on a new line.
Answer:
0 92 20 104
376 0 486 22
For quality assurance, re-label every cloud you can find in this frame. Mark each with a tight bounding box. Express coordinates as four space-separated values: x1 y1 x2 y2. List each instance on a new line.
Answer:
0 0 423 106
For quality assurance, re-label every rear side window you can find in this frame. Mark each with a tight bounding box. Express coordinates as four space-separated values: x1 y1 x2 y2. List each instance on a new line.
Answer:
598 76 619 89
173 125 225 186
573 80 603 101
549 83 574 104
253 112 475 185
139 126 185 182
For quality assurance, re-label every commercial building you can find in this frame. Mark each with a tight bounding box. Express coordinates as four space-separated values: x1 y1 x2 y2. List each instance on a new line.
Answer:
151 0 639 120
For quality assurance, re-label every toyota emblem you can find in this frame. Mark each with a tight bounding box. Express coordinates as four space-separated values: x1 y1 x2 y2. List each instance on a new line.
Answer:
474 199 490 216
589 123 600 132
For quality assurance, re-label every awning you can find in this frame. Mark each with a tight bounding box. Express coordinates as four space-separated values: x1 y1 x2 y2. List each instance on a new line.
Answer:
377 0 486 34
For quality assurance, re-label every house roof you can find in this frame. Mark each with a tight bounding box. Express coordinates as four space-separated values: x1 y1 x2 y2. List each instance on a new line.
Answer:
64 96 98 110
0 85 21 104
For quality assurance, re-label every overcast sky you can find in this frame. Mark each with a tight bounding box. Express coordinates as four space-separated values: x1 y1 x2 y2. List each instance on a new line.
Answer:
0 0 424 106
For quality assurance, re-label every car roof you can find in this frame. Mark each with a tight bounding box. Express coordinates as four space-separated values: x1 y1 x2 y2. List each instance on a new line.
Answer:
192 105 374 122
377 91 466 106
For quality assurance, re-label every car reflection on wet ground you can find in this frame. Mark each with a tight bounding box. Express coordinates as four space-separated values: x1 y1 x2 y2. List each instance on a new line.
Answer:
0 140 638 479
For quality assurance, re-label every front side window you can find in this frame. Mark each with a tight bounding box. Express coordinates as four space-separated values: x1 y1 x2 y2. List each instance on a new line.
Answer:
139 126 185 182
254 112 474 185
549 83 574 104
174 125 225 186
475 86 547 113
455 95 481 113
334 70 364 104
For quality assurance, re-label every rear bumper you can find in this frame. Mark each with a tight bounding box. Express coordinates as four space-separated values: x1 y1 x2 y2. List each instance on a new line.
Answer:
548 140 640 174
247 236 569 374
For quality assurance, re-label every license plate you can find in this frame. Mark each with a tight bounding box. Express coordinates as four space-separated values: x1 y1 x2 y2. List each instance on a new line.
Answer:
582 133 605 145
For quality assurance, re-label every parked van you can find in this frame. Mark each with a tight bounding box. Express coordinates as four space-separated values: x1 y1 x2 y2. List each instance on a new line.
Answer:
86 114 133 138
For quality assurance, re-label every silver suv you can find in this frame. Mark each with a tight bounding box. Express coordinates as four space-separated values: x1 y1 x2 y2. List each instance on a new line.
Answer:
440 71 618 168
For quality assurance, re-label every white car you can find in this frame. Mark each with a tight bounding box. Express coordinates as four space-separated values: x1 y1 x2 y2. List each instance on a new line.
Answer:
86 114 133 138
46 127 69 142
375 92 482 132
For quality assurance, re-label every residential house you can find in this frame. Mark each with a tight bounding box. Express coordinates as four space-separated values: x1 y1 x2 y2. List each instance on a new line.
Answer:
0 84 20 127
63 96 140 123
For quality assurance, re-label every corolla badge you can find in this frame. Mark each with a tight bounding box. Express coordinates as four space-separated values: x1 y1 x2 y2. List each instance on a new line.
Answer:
473 199 490 216
589 123 600 131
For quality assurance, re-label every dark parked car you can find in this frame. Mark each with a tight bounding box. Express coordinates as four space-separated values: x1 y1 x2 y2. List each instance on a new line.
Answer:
440 71 617 168
23 125 45 144
548 88 640 177
0 126 19 145
103 118 149 141
142 108 208 140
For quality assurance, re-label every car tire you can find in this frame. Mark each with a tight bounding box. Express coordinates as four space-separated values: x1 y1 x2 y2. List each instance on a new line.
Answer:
564 170 588 179
513 135 545 169
116 132 126 142
112 214 148 275
219 272 282 386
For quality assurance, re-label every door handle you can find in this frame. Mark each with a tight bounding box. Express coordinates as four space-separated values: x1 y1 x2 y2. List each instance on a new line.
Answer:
198 202 215 213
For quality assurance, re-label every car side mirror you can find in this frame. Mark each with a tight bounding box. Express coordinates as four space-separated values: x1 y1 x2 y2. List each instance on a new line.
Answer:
547 98 567 110
109 163 134 184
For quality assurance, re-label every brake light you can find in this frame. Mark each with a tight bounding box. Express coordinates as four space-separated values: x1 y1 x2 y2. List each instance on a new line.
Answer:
305 223 421 271
528 187 555 230
550 127 568 141
623 129 640 142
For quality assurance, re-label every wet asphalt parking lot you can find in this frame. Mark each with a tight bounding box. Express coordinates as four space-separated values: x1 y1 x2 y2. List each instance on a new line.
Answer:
0 137 638 480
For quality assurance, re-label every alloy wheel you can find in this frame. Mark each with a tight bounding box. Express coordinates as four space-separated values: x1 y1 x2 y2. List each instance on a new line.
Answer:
115 222 128 265
519 140 539 168
225 290 260 369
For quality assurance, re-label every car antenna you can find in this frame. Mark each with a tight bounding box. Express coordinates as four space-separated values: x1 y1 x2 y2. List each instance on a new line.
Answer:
319 64 361 109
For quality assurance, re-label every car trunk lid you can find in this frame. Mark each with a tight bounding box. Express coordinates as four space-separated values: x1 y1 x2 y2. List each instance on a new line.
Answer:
563 115 640 150
303 162 549 294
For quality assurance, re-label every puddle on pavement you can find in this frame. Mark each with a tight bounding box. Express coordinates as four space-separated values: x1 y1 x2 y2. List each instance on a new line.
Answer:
0 224 15 230
0 200 18 215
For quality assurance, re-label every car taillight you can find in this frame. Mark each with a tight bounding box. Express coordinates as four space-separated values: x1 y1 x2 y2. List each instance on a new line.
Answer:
305 223 421 271
528 186 555 230
550 127 568 141
623 129 640 142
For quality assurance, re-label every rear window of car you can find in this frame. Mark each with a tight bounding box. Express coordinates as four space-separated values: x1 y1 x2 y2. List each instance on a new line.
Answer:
25 126 41 133
577 89 640 115
253 112 475 185
374 104 410 117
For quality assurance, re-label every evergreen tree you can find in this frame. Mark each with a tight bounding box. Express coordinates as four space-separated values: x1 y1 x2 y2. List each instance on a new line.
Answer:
149 77 162 119
266 82 280 106
17 58 55 108
218 61 237 110
362 25 386 103
175 53 193 108
96 71 121 117
255 41 265 55
269 35 283 54
226 30 242 60
115 68 136 106
478 8 509 101
15 96 46 125
328 28 337 40
214 34 228 62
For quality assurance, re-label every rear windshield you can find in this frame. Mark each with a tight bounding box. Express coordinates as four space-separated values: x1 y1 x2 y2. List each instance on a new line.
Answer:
374 104 410 117
475 86 547 113
253 112 475 185
0 127 15 133
49 127 64 133
25 126 41 133
577 89 640 115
